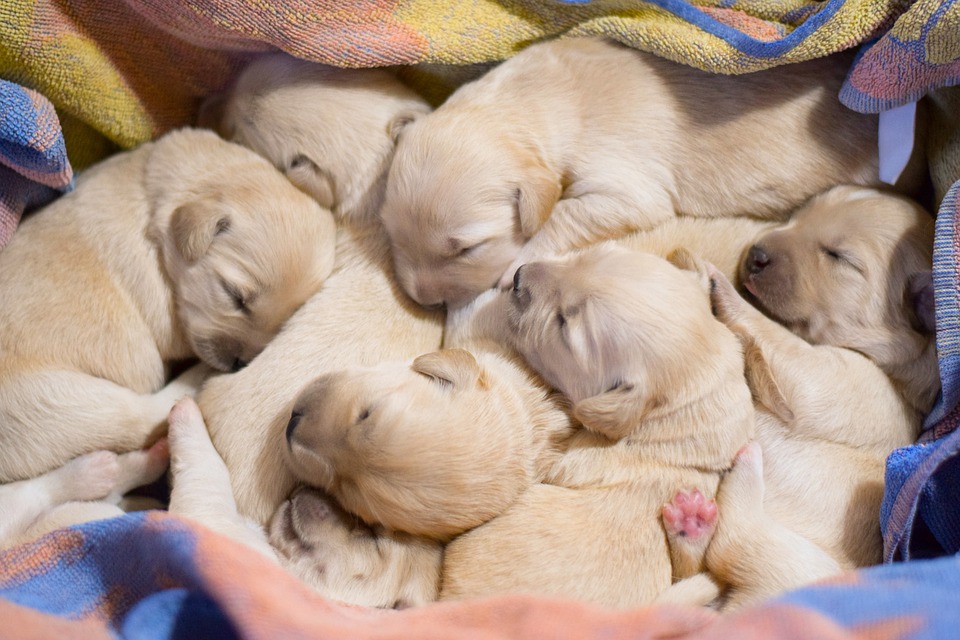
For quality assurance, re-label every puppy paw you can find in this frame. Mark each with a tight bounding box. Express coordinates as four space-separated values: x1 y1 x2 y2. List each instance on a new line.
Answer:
113 438 171 495
708 265 747 325
60 451 122 501
161 363 215 403
662 489 718 541
716 441 766 519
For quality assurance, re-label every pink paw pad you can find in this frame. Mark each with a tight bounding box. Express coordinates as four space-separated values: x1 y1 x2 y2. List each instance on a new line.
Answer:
662 489 718 539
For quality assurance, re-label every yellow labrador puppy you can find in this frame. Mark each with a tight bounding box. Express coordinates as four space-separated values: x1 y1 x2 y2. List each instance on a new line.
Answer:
739 185 937 416
281 289 575 541
440 245 755 608
195 55 444 526
665 265 925 610
0 441 169 550
380 37 879 308
203 52 431 223
0 128 336 482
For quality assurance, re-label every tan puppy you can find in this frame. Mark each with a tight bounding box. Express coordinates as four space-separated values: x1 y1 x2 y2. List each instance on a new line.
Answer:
666 266 924 610
204 53 431 223
166 398 442 608
196 56 443 526
739 185 937 416
380 37 879 308
0 128 336 482
282 298 575 541
440 245 755 608
0 441 169 550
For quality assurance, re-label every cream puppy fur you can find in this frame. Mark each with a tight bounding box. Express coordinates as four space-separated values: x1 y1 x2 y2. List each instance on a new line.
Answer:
666 266 924 609
204 52 431 222
195 56 443 526
282 290 575 541
0 441 169 550
167 397 442 609
0 128 336 482
380 37 879 308
739 185 937 416
439 245 755 608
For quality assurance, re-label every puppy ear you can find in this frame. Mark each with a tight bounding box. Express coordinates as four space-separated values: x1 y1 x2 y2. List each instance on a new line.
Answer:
907 270 936 334
388 110 423 143
196 93 232 138
516 159 562 238
573 382 659 441
170 200 230 263
412 348 485 389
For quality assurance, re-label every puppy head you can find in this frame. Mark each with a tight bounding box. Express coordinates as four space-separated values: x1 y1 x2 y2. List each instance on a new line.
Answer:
209 53 431 220
282 349 534 540
268 486 441 608
163 174 336 372
739 185 934 366
381 112 562 309
509 243 720 440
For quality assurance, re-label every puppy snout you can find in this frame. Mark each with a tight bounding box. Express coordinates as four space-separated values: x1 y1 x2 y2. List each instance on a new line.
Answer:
745 245 771 275
231 357 248 372
286 408 304 442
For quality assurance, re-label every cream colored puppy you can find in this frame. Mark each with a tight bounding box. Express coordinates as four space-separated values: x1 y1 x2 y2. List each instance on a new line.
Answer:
380 37 879 308
0 441 169 550
282 318 575 541
665 266 924 609
196 56 443 526
739 185 937 416
204 53 431 223
0 128 336 482
168 395 442 609
439 245 755 608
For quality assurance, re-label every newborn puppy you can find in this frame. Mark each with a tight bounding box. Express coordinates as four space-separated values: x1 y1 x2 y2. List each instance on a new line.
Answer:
0 441 169 550
0 129 336 482
282 298 575 541
195 55 443 525
204 52 431 223
381 37 879 308
666 267 925 609
739 185 937 416
439 245 755 608
167 398 441 608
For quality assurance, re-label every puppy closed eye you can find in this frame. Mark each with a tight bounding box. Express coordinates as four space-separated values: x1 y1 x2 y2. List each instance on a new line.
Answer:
221 279 251 315
821 246 864 273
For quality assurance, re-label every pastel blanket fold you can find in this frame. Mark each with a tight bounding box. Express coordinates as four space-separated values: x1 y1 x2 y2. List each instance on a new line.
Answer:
2 511 960 640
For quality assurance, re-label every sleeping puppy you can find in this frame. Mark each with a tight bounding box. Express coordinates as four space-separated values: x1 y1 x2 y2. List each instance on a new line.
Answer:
195 55 443 526
202 52 431 224
282 291 575 541
168 396 442 609
0 440 169 550
0 128 336 482
380 37 879 308
665 265 925 609
439 245 755 608
739 185 937 416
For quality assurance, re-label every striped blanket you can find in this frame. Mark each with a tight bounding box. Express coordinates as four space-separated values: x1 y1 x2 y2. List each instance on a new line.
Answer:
1 1 959 638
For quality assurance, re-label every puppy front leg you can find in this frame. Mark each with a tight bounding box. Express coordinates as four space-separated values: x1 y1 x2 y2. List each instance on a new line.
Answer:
498 186 674 288
705 443 840 611
167 398 279 562
0 450 121 542
0 365 210 483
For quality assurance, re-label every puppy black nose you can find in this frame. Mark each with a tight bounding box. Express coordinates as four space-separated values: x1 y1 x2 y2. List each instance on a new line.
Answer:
286 408 304 442
231 357 248 373
745 246 770 275
512 265 524 293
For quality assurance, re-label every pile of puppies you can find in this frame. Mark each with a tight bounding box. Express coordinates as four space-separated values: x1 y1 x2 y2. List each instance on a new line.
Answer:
0 37 938 612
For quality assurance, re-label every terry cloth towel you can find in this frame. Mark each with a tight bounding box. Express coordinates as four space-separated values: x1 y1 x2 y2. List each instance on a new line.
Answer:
0 79 72 248
3 510 960 640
